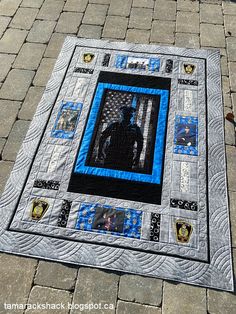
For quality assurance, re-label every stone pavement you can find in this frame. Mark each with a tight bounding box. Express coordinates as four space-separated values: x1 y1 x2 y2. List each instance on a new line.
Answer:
0 0 236 313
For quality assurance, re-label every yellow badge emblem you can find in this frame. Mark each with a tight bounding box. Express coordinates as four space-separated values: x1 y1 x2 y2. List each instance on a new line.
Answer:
184 64 195 74
31 199 49 220
83 53 95 63
175 220 193 243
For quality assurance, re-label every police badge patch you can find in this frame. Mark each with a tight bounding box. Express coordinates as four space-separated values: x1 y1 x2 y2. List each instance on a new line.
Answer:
83 53 95 63
175 220 193 243
183 64 196 75
31 199 49 220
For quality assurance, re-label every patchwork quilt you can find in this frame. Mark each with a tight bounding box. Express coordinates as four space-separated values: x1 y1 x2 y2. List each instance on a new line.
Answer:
0 38 234 291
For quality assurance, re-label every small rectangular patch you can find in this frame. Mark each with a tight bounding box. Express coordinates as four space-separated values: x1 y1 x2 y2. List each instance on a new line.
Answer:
115 55 160 72
51 101 82 140
174 115 198 156
178 79 198 86
76 203 142 239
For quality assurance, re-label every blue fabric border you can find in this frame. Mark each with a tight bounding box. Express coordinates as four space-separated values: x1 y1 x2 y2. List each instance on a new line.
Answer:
74 83 169 184
51 101 83 140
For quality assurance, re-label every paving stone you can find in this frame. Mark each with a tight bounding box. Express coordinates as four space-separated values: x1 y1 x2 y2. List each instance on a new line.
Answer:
162 282 206 314
21 0 44 8
230 192 236 247
224 107 235 146
78 24 102 39
150 20 175 44
0 0 22 16
226 145 236 192
64 0 88 12
56 12 83 33
13 43 46 70
222 75 232 108
117 301 161 314
208 283 236 313
177 0 199 12
221 55 229 76
0 254 37 313
10 7 38 30
0 29 28 54
34 261 78 290
229 62 236 92
27 20 56 43
201 0 222 3
108 0 132 17
200 3 223 24
176 11 199 34
200 24 225 48
227 37 236 63
0 69 35 101
0 53 15 82
224 15 236 38
26 286 71 314
83 4 108 25
44 33 68 58
133 0 154 8
33 58 56 87
175 32 200 49
119 274 162 306
0 162 14 193
0 16 11 38
2 120 31 161
89 0 110 3
129 8 153 30
126 29 150 44
223 2 236 15
153 0 176 21
0 100 21 138
0 138 6 157
19 86 44 120
37 0 65 21
103 16 128 39
72 268 119 314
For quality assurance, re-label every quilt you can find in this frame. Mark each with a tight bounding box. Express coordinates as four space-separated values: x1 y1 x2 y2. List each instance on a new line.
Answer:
0 38 234 291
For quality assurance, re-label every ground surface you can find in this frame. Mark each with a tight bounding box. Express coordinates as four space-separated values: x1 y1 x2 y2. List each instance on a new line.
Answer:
0 0 236 313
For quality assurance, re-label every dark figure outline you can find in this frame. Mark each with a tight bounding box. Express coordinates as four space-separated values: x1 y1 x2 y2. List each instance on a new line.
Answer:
98 106 143 171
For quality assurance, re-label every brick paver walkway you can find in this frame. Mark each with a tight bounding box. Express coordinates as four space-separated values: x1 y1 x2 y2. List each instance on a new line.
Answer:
0 0 236 313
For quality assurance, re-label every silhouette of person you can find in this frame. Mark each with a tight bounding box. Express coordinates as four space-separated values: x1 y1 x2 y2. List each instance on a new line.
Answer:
98 106 143 171
177 125 196 147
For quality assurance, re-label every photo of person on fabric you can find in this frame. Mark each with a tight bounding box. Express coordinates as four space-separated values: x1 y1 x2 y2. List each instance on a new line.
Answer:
176 124 197 147
97 106 144 171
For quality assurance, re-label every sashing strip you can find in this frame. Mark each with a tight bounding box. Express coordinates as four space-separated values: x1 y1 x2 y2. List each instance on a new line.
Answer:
33 179 60 190
150 213 161 242
170 198 198 211
57 200 72 227
76 203 142 239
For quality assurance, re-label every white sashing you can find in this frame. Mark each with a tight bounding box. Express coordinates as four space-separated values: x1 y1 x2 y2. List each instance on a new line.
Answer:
180 162 190 193
48 145 63 173
183 90 193 111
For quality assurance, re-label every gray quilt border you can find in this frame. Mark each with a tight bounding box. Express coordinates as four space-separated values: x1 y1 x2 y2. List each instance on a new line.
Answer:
0 37 234 291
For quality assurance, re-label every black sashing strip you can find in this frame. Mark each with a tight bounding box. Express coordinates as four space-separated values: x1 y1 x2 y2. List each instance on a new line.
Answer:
165 59 173 73
33 179 60 190
57 200 72 227
102 54 111 67
150 213 161 242
178 79 198 86
74 67 94 74
170 198 198 211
